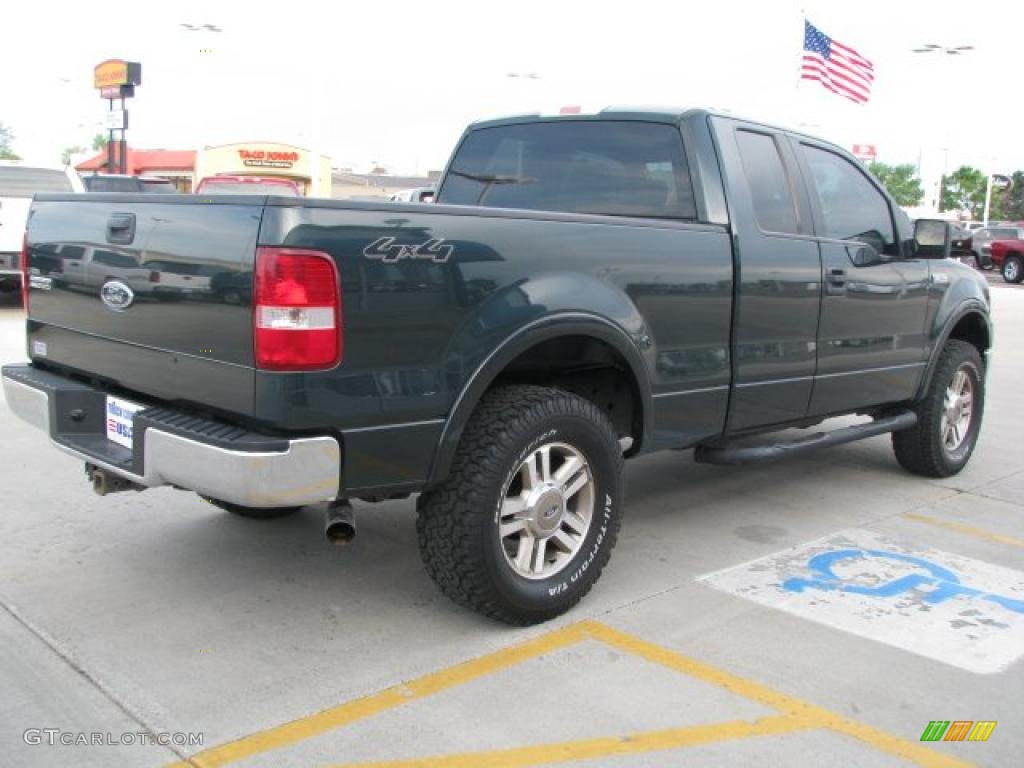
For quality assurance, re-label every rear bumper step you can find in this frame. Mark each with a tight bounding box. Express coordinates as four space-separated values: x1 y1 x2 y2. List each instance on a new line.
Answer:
2 364 340 508
694 411 918 466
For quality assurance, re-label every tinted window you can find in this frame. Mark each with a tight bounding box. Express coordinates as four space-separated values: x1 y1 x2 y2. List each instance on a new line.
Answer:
734 131 799 234
989 228 1017 239
92 249 137 269
439 121 696 220
84 176 141 193
801 145 894 252
140 180 178 194
199 181 299 196
0 167 73 197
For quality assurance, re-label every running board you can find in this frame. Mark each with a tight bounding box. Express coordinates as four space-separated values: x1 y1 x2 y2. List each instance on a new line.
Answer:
694 411 917 466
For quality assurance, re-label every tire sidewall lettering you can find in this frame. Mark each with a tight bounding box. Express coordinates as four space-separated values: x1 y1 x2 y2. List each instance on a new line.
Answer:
488 415 621 607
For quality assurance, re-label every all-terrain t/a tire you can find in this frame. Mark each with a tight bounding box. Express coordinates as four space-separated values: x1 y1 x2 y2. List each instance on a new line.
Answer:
416 385 625 625
200 496 303 520
892 340 985 478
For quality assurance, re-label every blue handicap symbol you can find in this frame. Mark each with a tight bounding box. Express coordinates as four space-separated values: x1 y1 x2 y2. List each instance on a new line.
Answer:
781 549 1024 614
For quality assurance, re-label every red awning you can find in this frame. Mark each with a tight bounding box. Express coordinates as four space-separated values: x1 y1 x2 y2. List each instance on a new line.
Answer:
76 146 196 175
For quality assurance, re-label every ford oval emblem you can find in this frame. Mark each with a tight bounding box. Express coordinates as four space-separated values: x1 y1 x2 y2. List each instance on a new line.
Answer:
101 280 135 312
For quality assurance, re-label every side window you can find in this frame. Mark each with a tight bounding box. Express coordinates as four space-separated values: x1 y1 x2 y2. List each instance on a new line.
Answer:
734 130 800 235
801 144 895 254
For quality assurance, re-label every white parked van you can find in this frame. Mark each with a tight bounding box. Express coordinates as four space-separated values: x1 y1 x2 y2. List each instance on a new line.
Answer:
0 161 84 293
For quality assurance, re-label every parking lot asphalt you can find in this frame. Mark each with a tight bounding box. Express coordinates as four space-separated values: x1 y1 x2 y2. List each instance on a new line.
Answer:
2 279 1023 768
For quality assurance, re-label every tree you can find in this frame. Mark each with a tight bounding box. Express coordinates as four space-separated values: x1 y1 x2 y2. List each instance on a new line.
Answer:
867 162 924 207
990 171 1024 222
92 133 109 152
940 166 987 218
0 122 20 160
61 145 86 166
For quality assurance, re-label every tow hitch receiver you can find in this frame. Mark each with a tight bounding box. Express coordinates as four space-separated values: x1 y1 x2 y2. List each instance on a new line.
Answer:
87 465 145 496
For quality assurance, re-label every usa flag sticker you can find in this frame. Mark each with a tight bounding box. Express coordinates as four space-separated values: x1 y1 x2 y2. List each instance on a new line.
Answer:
105 395 144 450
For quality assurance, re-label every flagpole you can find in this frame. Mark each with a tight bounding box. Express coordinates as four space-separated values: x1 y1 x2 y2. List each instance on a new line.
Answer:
793 9 805 129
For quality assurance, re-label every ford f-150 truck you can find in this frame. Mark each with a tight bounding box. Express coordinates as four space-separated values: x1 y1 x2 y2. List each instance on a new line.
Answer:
2 108 992 624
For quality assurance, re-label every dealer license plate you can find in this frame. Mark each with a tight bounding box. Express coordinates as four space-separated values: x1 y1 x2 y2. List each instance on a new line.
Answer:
106 395 144 450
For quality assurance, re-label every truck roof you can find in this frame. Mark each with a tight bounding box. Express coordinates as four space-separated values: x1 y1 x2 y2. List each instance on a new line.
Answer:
468 106 825 143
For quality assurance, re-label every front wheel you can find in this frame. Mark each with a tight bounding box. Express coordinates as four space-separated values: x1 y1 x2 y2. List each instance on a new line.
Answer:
416 385 624 625
1002 256 1023 284
974 251 994 271
892 340 984 477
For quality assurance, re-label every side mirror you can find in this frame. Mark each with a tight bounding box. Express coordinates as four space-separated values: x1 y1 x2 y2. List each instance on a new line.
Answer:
913 219 951 259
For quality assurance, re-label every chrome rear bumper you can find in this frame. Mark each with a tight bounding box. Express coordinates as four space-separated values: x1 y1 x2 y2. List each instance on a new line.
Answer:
2 365 340 508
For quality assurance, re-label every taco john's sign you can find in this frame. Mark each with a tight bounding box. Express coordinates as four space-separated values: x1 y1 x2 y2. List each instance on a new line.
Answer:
94 59 142 89
238 149 301 169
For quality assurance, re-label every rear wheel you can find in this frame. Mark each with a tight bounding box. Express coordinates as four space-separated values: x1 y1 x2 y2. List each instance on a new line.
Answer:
200 496 303 520
416 385 624 625
892 340 984 477
1002 256 1023 284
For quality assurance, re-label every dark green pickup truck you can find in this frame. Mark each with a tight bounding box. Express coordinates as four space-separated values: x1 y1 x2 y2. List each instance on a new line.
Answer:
2 108 992 624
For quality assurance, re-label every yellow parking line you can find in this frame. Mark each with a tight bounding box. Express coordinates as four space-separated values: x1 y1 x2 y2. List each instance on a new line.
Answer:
168 624 587 768
581 622 972 768
168 619 972 768
325 716 808 768
903 511 1024 549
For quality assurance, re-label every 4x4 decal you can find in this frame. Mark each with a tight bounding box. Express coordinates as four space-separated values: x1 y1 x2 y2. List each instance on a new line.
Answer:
363 237 454 264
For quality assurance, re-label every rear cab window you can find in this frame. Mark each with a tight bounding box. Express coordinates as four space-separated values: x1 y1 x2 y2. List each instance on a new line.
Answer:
734 130 800 234
437 120 697 220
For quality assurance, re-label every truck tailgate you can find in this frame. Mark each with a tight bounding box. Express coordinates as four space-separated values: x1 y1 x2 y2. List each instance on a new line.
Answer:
25 195 263 416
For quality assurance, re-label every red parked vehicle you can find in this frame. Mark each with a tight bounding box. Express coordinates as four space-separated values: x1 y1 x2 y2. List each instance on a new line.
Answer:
194 175 301 196
989 231 1024 284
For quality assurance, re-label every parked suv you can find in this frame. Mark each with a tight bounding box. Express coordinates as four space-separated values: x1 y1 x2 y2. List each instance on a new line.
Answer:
82 174 179 194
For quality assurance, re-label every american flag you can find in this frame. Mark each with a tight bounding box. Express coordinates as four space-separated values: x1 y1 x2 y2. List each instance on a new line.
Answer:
801 20 874 104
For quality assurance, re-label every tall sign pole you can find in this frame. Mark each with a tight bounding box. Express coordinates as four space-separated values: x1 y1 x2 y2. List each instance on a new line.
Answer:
93 60 142 174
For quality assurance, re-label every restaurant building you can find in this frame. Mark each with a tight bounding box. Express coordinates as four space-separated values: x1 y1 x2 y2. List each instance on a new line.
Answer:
76 147 196 192
76 141 332 195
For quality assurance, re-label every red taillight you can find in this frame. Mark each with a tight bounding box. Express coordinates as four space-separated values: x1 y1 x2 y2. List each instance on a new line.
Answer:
20 233 30 312
254 247 342 371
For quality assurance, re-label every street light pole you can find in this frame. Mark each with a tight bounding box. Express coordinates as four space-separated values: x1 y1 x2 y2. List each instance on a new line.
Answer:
910 43 974 214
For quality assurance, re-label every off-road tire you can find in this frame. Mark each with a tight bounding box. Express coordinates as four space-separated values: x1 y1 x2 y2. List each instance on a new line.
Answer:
416 385 624 625
200 496 303 520
892 340 984 477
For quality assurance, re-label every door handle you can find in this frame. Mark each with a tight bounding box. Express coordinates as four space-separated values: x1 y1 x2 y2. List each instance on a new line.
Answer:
106 213 136 245
826 268 846 296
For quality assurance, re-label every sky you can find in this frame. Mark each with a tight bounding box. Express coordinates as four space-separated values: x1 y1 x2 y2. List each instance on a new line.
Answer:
2 0 1021 202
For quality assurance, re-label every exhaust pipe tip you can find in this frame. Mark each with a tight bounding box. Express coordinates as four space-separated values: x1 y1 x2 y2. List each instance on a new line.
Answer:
325 500 356 546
